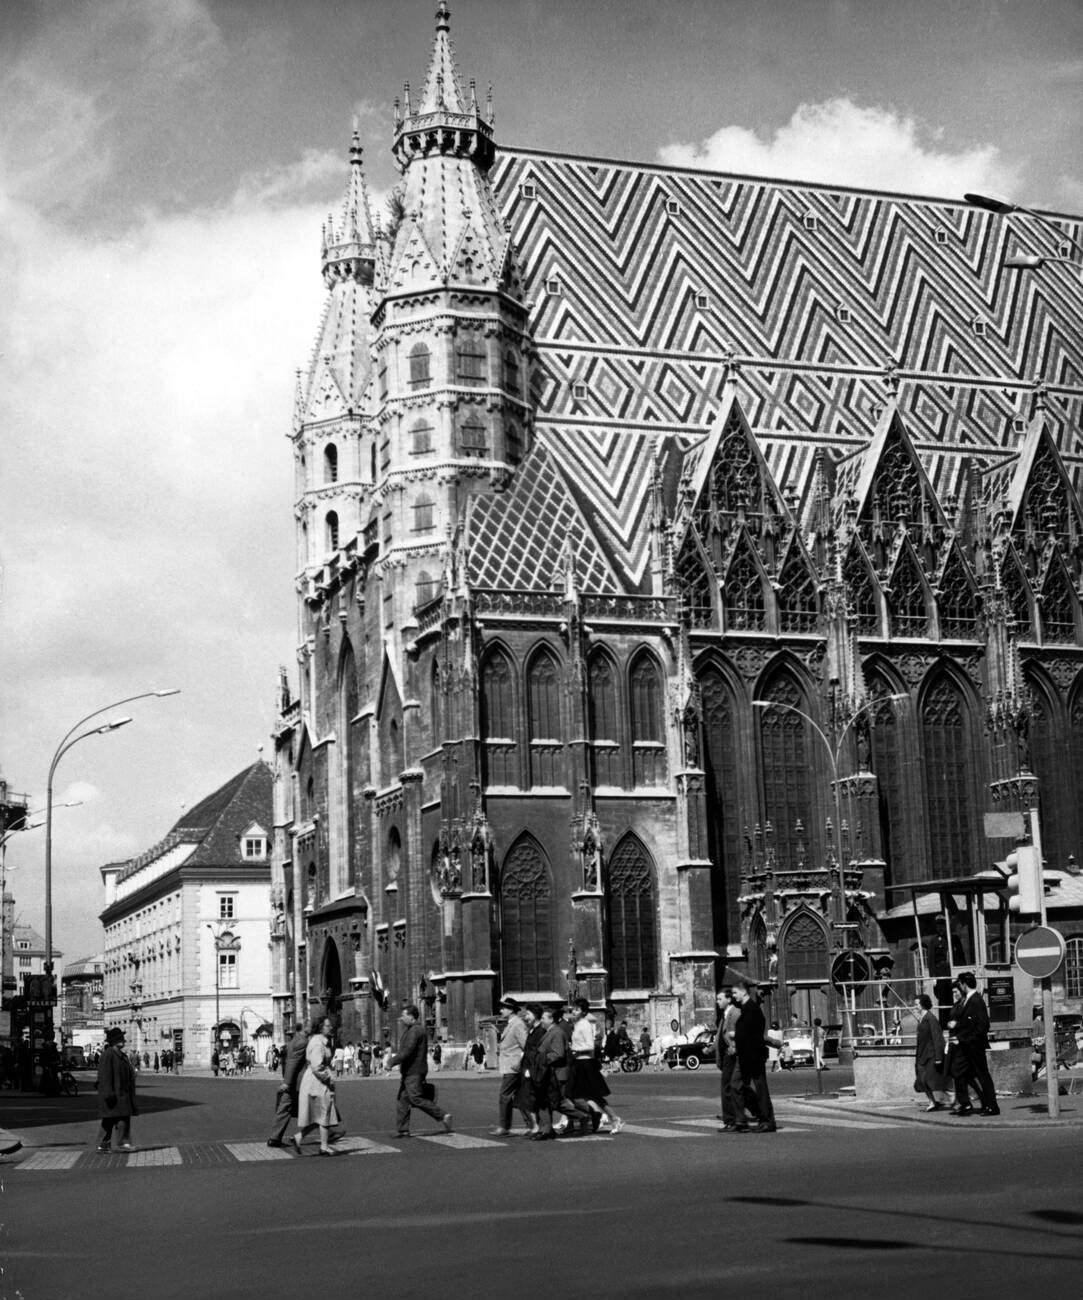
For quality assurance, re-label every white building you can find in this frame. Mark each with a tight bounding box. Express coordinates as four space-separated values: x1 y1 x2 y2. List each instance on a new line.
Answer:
100 761 274 1068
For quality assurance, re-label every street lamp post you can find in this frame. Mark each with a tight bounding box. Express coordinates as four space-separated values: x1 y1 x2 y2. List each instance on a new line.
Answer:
964 192 1083 260
751 693 907 939
44 690 180 1015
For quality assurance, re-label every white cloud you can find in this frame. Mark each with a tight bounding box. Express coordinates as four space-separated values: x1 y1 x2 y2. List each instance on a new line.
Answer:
659 97 1022 200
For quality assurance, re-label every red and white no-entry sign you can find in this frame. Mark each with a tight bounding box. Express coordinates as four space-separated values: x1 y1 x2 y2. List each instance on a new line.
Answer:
1014 926 1066 979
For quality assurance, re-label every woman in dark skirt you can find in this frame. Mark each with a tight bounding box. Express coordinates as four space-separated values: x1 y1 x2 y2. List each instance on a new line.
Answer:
570 998 624 1133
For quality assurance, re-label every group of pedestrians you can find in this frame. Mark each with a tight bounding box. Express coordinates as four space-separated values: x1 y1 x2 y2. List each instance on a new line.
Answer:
266 1005 451 1153
492 996 624 1140
715 982 777 1133
913 971 1001 1116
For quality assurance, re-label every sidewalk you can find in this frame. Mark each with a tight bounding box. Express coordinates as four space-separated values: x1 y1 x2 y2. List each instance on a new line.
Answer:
785 1082 1083 1128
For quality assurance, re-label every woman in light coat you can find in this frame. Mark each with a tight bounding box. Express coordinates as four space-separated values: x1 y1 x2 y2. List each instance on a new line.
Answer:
295 1015 342 1155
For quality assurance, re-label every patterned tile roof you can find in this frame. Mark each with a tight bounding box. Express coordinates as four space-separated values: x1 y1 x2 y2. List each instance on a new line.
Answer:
490 150 1083 503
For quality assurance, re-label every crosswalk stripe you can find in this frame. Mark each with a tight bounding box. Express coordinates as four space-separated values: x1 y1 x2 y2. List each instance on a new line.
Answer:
617 1123 701 1138
16 1151 81 1171
775 1114 899 1130
225 1143 294 1163
127 1147 182 1168
416 1132 505 1150
328 1136 400 1155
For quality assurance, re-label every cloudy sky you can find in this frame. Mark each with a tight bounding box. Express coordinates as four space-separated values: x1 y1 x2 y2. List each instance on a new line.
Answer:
2 0 1081 964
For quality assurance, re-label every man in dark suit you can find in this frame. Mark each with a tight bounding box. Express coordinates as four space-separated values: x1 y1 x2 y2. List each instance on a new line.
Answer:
729 981 776 1133
947 972 999 1116
389 1005 452 1137
267 1022 309 1147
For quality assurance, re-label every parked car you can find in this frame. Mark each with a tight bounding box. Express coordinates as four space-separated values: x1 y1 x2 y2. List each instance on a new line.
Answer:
662 1033 716 1071
779 1027 814 1069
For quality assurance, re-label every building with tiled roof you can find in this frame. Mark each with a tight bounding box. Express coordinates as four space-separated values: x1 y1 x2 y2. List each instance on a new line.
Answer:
272 4 1083 1045
100 761 274 1067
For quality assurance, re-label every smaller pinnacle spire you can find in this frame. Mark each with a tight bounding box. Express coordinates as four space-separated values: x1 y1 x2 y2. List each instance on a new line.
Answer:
436 1 450 32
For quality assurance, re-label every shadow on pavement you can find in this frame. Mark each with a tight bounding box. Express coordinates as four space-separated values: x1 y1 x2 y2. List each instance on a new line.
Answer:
0 1092 200 1130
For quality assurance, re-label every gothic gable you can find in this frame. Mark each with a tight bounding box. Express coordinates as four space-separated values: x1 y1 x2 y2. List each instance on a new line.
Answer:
1003 413 1083 561
884 533 933 638
848 403 948 547
933 538 981 640
303 351 350 423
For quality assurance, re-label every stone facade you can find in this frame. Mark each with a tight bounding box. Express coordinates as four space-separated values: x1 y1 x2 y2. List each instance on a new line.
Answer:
271 5 1083 1047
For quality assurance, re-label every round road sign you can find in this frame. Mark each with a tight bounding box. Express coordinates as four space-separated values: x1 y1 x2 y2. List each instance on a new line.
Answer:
1014 926 1066 979
830 949 870 993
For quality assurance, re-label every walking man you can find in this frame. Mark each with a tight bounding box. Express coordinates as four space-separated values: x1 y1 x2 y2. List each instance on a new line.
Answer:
267 1022 309 1148
947 972 999 1116
389 1005 452 1138
715 987 741 1130
729 981 776 1133
492 996 530 1136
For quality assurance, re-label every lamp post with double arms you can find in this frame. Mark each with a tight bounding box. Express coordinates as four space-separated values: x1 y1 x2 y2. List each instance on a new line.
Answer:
751 694 907 940
44 690 180 1015
965 191 1083 277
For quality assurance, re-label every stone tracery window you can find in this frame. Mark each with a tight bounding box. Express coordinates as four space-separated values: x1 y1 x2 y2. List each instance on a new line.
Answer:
588 650 621 786
1040 557 1076 644
921 676 975 879
1022 442 1069 539
937 546 980 639
499 838 554 992
712 416 764 519
630 652 666 786
843 542 879 636
867 672 907 883
605 836 658 989
700 666 743 947
870 432 924 534
777 544 819 633
887 546 929 637
676 538 714 627
480 650 516 787
528 650 562 786
759 674 813 869
781 912 828 983
723 539 767 631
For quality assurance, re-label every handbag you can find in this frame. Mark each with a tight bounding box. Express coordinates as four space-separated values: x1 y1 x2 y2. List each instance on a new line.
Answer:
420 1078 437 1104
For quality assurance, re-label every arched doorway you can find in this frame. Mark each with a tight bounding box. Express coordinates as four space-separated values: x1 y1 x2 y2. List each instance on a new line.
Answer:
321 938 343 1017
779 911 829 1026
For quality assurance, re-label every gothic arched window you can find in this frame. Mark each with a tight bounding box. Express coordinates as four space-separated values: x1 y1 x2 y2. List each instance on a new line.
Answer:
460 415 488 456
606 836 658 989
759 673 813 870
1027 678 1071 873
324 443 338 484
504 350 520 396
677 539 714 628
843 542 879 636
921 675 975 879
867 672 907 883
723 539 766 631
408 342 431 390
588 650 621 787
781 912 828 984
412 493 435 532
430 659 443 748
937 547 980 639
410 419 434 455
630 652 665 787
1040 558 1077 644
528 650 562 787
325 510 339 552
888 546 929 637
499 838 554 992
455 335 487 386
480 650 517 787
777 545 819 633
700 665 742 948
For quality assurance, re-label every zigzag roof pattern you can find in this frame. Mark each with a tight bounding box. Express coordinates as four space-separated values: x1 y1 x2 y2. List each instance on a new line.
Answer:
489 149 1083 503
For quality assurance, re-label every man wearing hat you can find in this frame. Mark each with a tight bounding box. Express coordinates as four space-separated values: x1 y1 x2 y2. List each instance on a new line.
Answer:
96 1027 138 1152
492 996 530 1136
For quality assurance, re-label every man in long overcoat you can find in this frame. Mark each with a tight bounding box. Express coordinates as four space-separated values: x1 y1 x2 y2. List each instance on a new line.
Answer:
96 1027 137 1152
267 1022 310 1147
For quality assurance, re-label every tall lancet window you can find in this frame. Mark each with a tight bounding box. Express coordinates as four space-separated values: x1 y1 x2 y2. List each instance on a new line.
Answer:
499 838 554 992
759 673 813 870
921 675 975 879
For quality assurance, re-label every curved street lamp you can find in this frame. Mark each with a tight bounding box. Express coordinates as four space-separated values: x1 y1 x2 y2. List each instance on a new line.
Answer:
965 191 1083 265
44 689 180 1004
751 693 907 938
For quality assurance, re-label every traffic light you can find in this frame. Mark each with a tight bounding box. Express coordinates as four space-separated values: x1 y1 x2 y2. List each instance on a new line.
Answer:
1004 845 1042 914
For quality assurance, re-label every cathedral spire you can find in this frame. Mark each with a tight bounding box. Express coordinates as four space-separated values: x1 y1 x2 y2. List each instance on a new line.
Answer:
392 2 495 173
322 124 376 289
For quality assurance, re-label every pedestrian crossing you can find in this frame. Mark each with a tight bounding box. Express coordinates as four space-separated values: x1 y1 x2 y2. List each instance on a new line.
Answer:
8 1108 909 1171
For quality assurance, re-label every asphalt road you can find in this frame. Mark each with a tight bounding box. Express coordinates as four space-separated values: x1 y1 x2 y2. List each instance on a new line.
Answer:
2 1067 1080 1300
